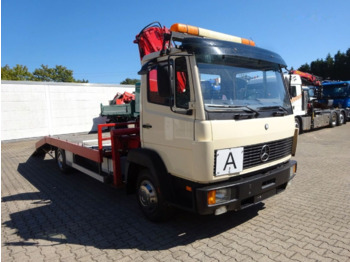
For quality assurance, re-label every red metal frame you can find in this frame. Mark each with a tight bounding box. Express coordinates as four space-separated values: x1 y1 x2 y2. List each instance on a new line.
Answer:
110 127 140 187
98 123 116 151
97 122 140 187
35 136 101 162
35 122 140 187
97 122 139 150
97 122 138 160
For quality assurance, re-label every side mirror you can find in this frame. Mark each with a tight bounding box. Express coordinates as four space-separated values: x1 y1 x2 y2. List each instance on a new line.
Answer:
157 63 172 97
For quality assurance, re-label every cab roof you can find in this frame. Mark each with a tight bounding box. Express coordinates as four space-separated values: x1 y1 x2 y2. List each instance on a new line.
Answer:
180 37 287 67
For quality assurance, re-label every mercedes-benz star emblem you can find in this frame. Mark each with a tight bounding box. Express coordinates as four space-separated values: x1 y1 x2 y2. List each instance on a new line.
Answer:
260 145 270 162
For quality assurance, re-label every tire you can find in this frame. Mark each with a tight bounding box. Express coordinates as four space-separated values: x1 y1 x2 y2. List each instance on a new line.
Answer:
295 117 302 134
337 112 345 126
55 148 71 174
329 112 337 128
136 169 171 222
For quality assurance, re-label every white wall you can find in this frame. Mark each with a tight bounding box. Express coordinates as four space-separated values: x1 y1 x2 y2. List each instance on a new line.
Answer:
1 81 135 141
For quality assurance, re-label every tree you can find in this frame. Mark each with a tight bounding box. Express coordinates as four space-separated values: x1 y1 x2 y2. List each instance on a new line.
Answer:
310 59 326 78
120 78 139 85
298 63 311 73
32 65 88 83
333 51 347 80
1 64 88 83
1 64 32 81
298 48 350 80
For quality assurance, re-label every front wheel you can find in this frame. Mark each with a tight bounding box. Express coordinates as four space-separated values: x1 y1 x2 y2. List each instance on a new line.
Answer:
295 117 302 134
136 169 171 222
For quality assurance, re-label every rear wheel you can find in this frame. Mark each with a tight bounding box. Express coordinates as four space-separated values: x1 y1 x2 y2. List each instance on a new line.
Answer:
55 148 70 174
337 112 345 126
329 112 337 128
136 169 171 222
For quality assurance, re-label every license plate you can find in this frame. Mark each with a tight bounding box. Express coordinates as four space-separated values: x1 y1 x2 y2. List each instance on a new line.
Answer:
215 147 243 176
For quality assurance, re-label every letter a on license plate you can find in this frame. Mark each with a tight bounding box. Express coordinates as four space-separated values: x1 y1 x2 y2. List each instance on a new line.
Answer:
215 148 243 176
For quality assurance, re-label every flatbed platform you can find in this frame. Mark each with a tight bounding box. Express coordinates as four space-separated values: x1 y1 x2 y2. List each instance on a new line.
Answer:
49 131 112 149
35 123 140 187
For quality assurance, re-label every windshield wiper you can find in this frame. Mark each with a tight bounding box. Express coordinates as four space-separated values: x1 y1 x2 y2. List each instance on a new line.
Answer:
206 105 260 118
258 106 289 116
238 105 260 116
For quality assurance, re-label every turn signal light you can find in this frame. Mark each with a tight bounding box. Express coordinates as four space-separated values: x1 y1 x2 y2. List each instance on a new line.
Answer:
207 188 232 205
208 190 216 205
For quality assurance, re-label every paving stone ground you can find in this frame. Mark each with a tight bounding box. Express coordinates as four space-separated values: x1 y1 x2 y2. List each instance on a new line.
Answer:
2 124 350 261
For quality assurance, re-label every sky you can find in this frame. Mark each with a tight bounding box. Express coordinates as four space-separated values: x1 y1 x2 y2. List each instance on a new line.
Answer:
2 0 350 84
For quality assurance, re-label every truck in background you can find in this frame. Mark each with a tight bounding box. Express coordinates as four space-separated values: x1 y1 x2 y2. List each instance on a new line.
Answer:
35 22 298 221
285 71 347 133
100 83 140 124
321 81 350 121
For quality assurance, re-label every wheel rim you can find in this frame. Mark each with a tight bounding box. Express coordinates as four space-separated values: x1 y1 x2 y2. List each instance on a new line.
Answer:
339 113 344 124
138 180 158 211
332 113 337 125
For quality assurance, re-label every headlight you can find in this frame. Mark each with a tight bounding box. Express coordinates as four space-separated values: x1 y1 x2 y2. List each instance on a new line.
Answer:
207 188 231 205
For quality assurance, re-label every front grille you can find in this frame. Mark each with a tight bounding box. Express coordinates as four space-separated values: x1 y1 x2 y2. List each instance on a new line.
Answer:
243 137 293 169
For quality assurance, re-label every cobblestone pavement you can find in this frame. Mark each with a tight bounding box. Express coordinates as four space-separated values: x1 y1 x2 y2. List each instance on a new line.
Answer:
2 124 350 262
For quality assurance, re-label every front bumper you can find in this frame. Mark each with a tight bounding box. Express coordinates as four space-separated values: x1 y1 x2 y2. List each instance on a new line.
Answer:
195 160 297 215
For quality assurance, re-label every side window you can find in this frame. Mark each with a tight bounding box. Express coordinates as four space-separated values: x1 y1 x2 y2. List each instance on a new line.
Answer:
175 57 190 109
147 58 190 109
147 66 169 105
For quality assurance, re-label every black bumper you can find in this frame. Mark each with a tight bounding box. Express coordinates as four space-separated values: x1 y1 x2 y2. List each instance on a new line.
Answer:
195 160 297 215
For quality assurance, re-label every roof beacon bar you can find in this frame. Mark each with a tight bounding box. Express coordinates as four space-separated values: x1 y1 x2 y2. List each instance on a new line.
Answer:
170 23 255 46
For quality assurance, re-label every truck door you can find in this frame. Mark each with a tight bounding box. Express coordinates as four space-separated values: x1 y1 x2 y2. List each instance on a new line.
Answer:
141 56 195 179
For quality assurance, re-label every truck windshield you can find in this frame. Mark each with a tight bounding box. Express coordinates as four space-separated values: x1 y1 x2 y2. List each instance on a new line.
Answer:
322 84 350 98
196 55 292 118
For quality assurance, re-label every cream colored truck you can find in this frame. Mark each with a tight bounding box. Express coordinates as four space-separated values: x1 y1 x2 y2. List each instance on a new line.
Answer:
36 23 298 221
128 24 298 221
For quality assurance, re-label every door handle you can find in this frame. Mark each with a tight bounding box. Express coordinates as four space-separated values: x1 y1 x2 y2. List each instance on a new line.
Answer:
142 124 152 129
